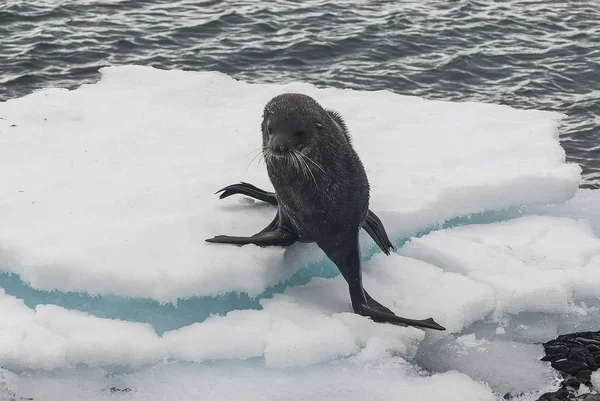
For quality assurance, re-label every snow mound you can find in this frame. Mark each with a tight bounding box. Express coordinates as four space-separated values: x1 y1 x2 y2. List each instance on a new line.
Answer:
2 212 599 398
400 215 600 318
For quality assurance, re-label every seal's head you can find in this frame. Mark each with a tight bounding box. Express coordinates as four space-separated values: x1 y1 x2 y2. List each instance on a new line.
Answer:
261 93 325 163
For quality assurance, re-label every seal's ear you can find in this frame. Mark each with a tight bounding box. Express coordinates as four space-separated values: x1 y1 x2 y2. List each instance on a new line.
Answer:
316 122 322 128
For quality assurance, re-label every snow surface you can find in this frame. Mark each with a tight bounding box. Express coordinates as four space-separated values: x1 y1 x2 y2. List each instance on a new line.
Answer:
593 371 600 389
0 65 580 302
2 363 497 401
0 65 597 401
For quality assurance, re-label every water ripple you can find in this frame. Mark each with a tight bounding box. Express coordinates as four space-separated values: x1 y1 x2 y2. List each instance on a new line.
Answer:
0 0 599 187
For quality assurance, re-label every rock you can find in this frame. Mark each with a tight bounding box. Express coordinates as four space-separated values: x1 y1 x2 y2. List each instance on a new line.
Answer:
547 345 572 355
569 352 588 363
587 345 600 353
537 331 600 401
552 359 588 373
576 370 592 383
565 366 585 376
586 356 598 370
108 387 131 393
562 378 581 390
554 387 570 400
576 338 600 347
538 387 573 401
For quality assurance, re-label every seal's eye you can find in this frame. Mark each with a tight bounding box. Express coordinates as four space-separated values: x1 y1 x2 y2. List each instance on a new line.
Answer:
294 131 305 136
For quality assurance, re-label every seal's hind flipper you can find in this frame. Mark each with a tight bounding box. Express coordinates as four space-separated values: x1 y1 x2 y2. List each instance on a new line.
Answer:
363 210 394 255
363 307 446 331
215 182 278 205
319 232 445 332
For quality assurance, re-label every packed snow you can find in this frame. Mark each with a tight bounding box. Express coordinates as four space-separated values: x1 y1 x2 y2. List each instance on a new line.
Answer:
0 65 598 401
0 65 580 302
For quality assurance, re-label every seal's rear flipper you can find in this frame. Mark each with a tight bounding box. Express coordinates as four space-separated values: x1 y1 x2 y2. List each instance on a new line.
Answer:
214 182 395 255
365 310 446 331
320 233 445 332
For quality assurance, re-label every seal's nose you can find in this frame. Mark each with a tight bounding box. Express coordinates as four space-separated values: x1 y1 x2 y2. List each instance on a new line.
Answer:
270 134 289 155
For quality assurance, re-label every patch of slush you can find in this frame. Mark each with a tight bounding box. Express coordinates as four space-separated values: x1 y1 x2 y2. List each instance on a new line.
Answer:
0 65 580 302
417 334 555 395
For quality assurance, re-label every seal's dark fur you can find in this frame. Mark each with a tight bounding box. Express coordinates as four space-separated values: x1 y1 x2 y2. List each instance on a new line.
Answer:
262 93 369 243
207 93 445 331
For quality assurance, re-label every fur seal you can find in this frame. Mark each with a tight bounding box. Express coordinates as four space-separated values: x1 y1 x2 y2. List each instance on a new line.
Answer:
206 93 445 331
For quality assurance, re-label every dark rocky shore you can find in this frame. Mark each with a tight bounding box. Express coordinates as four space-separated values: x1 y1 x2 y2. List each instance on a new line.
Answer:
536 331 600 401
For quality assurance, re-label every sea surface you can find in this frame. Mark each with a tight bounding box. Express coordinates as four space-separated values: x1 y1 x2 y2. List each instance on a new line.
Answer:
1 0 599 188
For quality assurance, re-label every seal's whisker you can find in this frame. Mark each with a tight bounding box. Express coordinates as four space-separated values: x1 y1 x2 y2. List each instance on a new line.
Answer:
246 148 265 171
297 152 326 176
295 150 318 188
294 151 309 181
263 148 274 166
297 151 327 181
290 151 298 173
289 151 299 175
299 151 310 179
245 146 264 157
296 153 305 178
293 151 300 173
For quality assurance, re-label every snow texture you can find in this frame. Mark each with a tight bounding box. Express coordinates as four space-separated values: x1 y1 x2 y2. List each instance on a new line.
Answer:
593 371 600 389
0 65 580 302
0 65 596 401
4 363 497 401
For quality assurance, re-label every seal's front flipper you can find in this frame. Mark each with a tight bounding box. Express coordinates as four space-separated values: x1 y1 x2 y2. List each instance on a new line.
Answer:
215 182 395 255
363 210 394 255
216 182 278 205
205 229 297 247
206 208 298 247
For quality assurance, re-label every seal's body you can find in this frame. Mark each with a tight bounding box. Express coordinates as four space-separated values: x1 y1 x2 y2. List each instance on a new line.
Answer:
207 93 445 331
264 94 368 244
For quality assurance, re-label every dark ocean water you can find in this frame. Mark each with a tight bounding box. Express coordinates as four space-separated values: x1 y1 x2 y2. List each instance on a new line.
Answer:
1 0 599 188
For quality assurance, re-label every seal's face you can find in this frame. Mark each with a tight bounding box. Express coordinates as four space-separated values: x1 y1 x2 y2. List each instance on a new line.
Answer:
260 93 328 186
263 114 311 159
261 94 323 163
